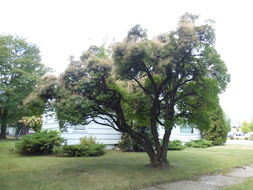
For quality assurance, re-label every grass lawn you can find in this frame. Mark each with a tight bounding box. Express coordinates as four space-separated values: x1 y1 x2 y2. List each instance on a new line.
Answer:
222 178 253 190
2 141 253 190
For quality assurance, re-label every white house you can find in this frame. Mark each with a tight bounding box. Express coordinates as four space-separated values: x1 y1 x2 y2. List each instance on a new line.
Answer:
42 113 200 149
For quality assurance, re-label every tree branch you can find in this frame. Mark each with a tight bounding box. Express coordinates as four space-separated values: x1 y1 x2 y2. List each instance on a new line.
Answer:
132 77 154 100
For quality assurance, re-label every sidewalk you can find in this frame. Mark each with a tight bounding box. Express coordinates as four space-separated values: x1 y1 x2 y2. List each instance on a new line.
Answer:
141 164 253 190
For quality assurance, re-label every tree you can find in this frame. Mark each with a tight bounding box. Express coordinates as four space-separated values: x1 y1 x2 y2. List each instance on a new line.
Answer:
0 35 47 139
202 105 230 145
32 13 230 168
16 116 43 139
118 125 154 152
248 119 253 132
241 121 250 134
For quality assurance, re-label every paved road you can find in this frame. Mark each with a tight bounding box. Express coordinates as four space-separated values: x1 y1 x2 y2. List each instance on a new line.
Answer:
141 164 253 190
226 140 253 145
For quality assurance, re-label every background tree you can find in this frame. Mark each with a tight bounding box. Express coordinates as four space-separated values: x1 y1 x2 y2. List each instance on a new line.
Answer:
30 13 230 168
248 119 253 132
16 116 43 139
202 105 230 145
241 121 250 134
0 35 47 139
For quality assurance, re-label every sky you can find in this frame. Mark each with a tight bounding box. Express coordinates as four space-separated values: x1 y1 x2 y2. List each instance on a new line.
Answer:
1 0 253 125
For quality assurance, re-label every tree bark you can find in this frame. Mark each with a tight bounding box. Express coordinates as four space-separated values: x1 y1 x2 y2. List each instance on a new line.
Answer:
148 151 170 169
20 126 29 135
0 119 7 139
160 128 172 163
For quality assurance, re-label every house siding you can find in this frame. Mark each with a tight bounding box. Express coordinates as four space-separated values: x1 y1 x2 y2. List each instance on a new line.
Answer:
41 113 201 148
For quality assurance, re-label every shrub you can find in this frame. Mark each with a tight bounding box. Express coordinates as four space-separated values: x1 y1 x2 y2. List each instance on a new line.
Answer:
57 144 105 157
80 136 96 146
15 130 64 154
52 146 63 154
168 140 185 150
185 139 213 148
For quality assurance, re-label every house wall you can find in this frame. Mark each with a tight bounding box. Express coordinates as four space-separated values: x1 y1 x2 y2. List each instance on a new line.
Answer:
42 113 201 149
42 113 122 149
159 127 201 143
6 127 16 136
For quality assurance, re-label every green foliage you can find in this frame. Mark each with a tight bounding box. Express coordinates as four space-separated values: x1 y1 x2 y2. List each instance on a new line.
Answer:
118 133 147 152
15 130 64 154
185 139 213 148
127 24 147 42
241 121 250 134
18 116 42 132
0 35 47 138
202 106 229 145
168 140 185 150
118 126 153 152
249 120 253 132
23 75 59 118
118 134 133 152
29 13 230 166
53 136 105 157
80 136 97 146
56 144 105 157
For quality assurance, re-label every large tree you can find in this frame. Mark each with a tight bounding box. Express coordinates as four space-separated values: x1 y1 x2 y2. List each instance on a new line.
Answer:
34 13 230 168
0 35 46 139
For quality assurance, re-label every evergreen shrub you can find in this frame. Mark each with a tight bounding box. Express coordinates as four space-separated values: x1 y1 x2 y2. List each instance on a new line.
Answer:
15 130 64 154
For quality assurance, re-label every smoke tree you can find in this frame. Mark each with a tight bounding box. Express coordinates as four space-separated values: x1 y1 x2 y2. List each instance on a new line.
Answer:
36 13 230 168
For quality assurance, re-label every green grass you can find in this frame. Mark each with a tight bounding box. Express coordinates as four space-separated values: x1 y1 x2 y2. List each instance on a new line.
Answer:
222 178 253 190
2 141 253 190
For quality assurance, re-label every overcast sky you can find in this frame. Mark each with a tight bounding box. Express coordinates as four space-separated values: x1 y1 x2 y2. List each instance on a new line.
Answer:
1 0 252 125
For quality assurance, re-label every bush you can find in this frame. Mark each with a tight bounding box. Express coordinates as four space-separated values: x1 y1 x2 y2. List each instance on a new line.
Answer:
80 136 96 146
56 144 105 157
15 130 64 154
185 139 213 148
168 140 185 150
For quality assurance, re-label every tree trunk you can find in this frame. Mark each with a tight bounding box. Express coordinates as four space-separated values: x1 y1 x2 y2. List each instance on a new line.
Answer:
0 120 7 139
148 151 170 169
15 126 22 140
0 110 9 140
114 105 170 168
147 126 173 169
20 126 29 135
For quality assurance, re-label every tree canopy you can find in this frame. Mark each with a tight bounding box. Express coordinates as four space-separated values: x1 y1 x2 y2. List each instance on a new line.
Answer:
0 35 47 139
29 13 230 168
